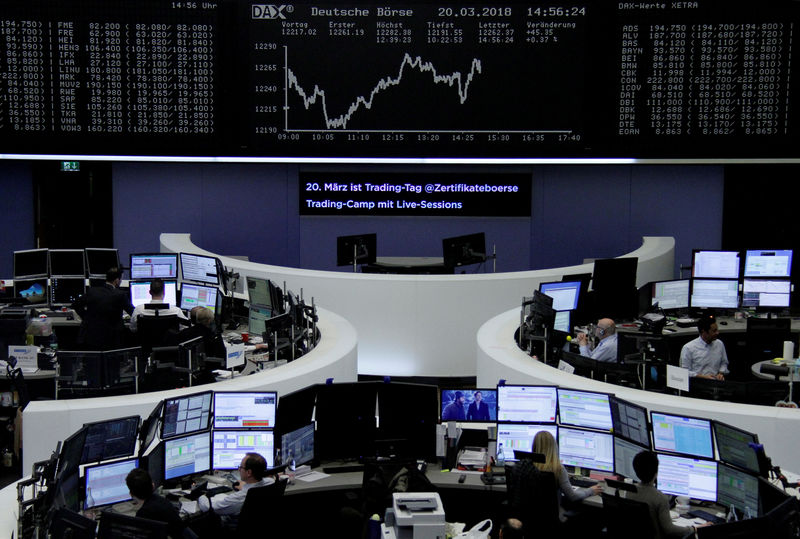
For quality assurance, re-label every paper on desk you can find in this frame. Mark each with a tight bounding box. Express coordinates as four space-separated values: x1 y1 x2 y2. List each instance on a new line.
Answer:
673 516 705 527
213 370 233 379
180 501 198 514
296 471 329 482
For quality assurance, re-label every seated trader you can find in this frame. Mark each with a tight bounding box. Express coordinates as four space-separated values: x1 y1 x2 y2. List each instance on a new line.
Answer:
129 278 188 332
680 316 728 380
71 267 134 350
197 452 274 521
628 451 707 538
125 468 185 539
176 307 227 358
576 318 618 362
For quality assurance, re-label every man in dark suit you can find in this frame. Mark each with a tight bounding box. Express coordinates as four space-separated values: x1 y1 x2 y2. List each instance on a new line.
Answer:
71 267 133 350
126 467 185 539
467 390 491 421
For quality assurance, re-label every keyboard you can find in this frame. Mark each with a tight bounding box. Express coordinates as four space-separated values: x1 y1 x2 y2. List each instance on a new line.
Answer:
687 509 725 524
322 464 365 474
569 476 598 488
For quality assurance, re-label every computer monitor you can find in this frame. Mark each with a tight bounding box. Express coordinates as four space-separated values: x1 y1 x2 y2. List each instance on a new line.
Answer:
692 250 741 279
97 512 167 539
139 402 163 457
58 427 88 477
718 462 761 517
130 253 179 280
496 385 557 423
314 382 378 461
712 421 760 474
14 278 48 306
280 423 315 467
49 507 96 539
610 397 651 448
248 305 271 336
164 431 211 481
496 424 558 462
145 442 165 488
744 249 793 278
276 385 318 436
376 382 438 460
212 430 274 470
557 388 613 432
741 279 791 308
442 232 486 268
129 280 178 309
539 281 581 311
651 411 714 459
440 388 497 422
14 248 49 278
161 391 213 440
81 416 140 464
336 233 378 267
49 249 86 277
656 453 717 502
591 257 638 293
651 279 690 311
213 391 277 429
179 283 221 313
50 277 85 307
84 248 120 278
613 437 649 479
246 276 272 308
179 253 220 285
690 279 739 309
558 427 614 472
553 311 571 333
83 457 139 509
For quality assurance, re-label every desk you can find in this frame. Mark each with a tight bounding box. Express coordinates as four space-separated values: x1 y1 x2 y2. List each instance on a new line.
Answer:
752 359 800 382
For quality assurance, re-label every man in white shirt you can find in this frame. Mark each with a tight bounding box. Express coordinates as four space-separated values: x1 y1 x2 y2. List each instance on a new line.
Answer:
577 318 618 363
129 278 187 332
680 316 728 379
197 452 274 518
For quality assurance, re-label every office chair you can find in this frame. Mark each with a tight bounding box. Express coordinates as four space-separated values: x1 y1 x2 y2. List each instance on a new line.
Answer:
504 460 559 535
600 492 654 539
235 477 289 537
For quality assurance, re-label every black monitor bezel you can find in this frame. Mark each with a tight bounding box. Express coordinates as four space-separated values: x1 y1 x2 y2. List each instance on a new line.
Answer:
442 232 486 268
84 248 120 278
80 415 141 465
13 248 49 279
48 249 87 278
336 233 378 267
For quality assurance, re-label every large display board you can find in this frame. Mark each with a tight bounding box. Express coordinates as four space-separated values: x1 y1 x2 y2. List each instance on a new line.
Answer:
0 0 798 159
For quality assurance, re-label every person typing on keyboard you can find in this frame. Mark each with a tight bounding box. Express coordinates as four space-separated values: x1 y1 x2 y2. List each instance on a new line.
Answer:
196 452 273 523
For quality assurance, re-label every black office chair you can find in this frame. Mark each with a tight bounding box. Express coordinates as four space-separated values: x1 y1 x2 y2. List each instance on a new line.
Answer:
600 492 655 539
505 460 559 535
235 477 289 537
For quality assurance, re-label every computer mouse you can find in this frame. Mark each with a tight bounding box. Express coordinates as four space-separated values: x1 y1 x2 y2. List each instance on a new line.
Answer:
720 321 728 325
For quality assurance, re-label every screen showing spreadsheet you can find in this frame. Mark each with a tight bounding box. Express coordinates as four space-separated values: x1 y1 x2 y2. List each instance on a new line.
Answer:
162 391 212 440
651 412 713 459
656 453 717 502
558 427 613 472
539 281 581 311
164 432 212 480
741 279 791 308
713 421 760 474
84 458 139 509
212 430 274 470
692 250 740 279
717 462 760 516
497 385 557 423
496 423 557 462
610 397 650 448
179 283 220 312
213 392 277 429
651 279 690 311
130 253 179 280
557 389 612 432
180 253 219 285
129 280 178 309
613 437 648 479
690 279 739 310
744 250 792 278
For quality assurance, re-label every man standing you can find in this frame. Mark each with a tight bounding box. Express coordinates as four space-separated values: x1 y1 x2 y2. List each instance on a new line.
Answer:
680 316 728 379
467 390 490 421
576 318 618 363
71 267 133 350
442 391 466 421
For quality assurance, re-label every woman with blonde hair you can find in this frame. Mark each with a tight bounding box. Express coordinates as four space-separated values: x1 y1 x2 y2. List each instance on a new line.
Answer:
532 430 602 521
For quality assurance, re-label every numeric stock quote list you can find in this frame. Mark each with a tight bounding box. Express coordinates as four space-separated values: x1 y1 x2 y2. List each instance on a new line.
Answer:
0 0 797 158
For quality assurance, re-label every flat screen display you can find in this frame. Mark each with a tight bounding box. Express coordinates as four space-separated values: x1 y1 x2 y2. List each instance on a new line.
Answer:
50 277 85 307
539 281 581 311
497 385 557 423
440 388 497 422
162 391 213 440
656 453 717 502
692 250 741 279
164 431 212 481
614 437 648 479
246 276 272 308
248 305 272 335
85 248 119 277
129 280 178 309
690 279 739 309
48 249 86 277
651 412 714 459
651 279 690 311
713 421 760 474
213 392 277 429
744 250 793 278
212 430 274 470
558 427 614 472
13 248 49 278
14 278 48 306
741 279 791 308
557 388 612 432
496 423 557 462
610 397 650 448
718 462 760 516
281 423 315 467
553 310 571 333
130 253 179 280
180 253 219 285
81 416 140 464
84 458 139 509
179 283 221 313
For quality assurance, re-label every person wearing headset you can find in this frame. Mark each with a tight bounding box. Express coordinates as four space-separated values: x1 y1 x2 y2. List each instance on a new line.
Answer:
576 318 618 362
